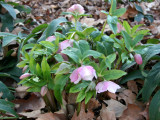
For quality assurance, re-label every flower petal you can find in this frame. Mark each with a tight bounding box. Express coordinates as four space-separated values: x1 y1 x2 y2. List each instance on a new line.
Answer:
70 68 81 84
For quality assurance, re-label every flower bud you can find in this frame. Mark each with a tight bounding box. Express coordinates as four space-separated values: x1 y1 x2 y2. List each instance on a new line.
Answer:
40 86 48 97
19 73 30 80
70 66 97 84
117 23 123 33
68 4 85 14
22 65 28 73
46 36 56 42
134 54 143 65
96 81 120 93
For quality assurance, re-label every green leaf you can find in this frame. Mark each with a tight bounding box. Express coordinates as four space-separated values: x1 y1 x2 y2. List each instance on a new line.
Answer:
135 4 143 13
2 35 17 47
54 74 69 104
105 53 116 69
1 2 16 19
107 15 118 34
132 34 144 47
0 99 18 117
56 63 71 74
62 48 81 63
121 31 132 51
149 90 160 120
109 0 117 15
39 41 56 52
37 17 68 42
76 88 86 103
102 70 127 80
32 24 48 34
144 15 154 23
112 8 126 17
120 70 144 84
85 90 94 104
123 21 131 34
101 10 109 15
54 54 64 62
82 27 96 36
0 13 14 32
0 81 14 100
142 62 160 102
29 57 36 74
36 63 42 77
134 13 144 22
141 44 160 69
82 50 102 60
70 82 90 93
131 24 143 35
46 17 68 38
74 40 90 54
41 57 51 82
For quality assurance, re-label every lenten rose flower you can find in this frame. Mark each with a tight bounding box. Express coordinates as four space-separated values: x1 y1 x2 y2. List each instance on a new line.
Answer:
134 54 143 65
46 36 56 42
96 81 120 93
68 4 85 14
59 40 73 51
19 73 31 80
70 66 97 84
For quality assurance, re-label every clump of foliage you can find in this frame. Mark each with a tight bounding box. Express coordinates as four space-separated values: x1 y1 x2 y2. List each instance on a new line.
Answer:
0 0 159 119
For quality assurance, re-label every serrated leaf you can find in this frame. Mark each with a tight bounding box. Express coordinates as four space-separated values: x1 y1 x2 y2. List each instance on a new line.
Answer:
134 13 144 22
102 70 127 81
123 21 131 34
32 24 48 34
56 63 71 74
39 41 56 52
135 4 143 13
2 35 17 47
132 34 144 47
85 90 94 104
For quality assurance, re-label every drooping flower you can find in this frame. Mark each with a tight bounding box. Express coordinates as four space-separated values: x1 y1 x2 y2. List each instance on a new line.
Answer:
134 54 143 65
67 4 85 14
46 36 56 42
70 66 97 84
96 81 120 93
59 40 73 51
40 86 48 97
19 73 31 80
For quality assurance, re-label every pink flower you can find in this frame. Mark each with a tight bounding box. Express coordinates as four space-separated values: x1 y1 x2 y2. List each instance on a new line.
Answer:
59 40 73 51
117 23 123 33
19 73 31 80
96 81 120 93
70 66 97 84
134 54 143 65
46 36 56 42
22 65 28 73
68 4 85 14
40 86 48 96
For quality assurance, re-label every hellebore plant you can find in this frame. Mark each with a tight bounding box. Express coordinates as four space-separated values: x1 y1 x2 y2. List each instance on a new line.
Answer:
17 0 151 115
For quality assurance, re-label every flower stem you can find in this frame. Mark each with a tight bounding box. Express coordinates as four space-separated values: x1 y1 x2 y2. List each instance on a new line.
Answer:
77 102 81 115
101 20 107 34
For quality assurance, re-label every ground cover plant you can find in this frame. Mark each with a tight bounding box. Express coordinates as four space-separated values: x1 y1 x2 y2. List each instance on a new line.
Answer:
0 0 160 119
